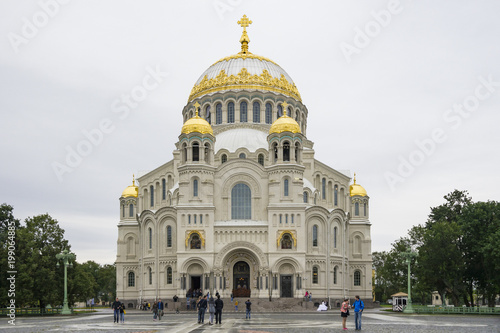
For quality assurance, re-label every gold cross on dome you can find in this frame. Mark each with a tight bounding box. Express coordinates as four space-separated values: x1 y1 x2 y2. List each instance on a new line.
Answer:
194 102 200 116
238 15 252 30
282 101 288 116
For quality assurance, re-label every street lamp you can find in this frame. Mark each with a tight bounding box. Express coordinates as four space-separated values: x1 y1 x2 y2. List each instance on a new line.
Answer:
401 246 418 314
56 249 75 315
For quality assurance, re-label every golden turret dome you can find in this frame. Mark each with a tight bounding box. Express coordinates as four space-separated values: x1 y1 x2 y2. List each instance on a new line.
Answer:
181 102 213 135
269 102 301 134
349 173 367 197
122 175 138 198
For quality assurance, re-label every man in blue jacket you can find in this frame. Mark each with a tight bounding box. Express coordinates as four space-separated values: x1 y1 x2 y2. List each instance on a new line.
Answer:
352 295 364 330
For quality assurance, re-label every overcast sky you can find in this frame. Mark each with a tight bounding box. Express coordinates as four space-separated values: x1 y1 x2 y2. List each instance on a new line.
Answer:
1 0 499 265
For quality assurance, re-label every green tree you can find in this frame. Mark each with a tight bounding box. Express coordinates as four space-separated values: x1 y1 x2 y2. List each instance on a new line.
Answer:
69 262 98 304
97 264 116 303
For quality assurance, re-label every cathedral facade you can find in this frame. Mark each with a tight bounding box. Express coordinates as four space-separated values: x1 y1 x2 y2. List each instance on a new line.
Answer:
116 16 372 307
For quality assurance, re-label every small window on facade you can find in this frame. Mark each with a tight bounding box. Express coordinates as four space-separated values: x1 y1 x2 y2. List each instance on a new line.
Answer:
273 143 278 162
253 102 260 123
355 202 359 216
204 143 210 163
295 142 300 162
279 214 282 224
200 214 203 224
183 143 187 162
281 234 292 249
285 214 288 224
129 204 134 217
258 154 264 166
150 185 154 207
228 102 235 123
354 270 361 286
205 105 211 124
190 234 201 249
283 142 290 161
364 202 367 216
167 267 173 284
303 191 308 203
240 101 247 122
231 183 251 219
216 103 222 124
122 205 125 218
312 266 319 284
314 195 317 205
162 179 166 200
193 142 199 162
334 226 338 248
313 225 318 247
284 178 289 196
239 153 246 159
148 227 152 249
128 271 135 287
334 185 338 206
291 214 294 224
221 154 227 163
334 266 338 284
322 178 326 200
167 226 172 247
265 103 272 124
188 215 191 224
277 104 283 117
194 215 197 224
193 179 198 197
148 267 152 285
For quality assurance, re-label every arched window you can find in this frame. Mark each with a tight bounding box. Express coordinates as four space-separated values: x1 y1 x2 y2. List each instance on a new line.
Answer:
128 271 135 287
284 178 289 197
240 101 247 122
204 143 210 163
193 179 198 197
216 103 222 124
150 185 154 207
122 205 125 218
148 227 152 249
312 266 319 284
239 153 246 159
273 143 278 163
279 214 282 224
265 103 272 124
322 178 326 200
354 270 361 286
281 234 292 249
205 105 211 124
355 235 362 253
333 226 338 248
183 143 187 162
355 202 359 216
221 154 227 164
167 226 172 248
162 179 166 200
334 266 338 284
253 102 260 123
334 185 338 206
188 215 191 224
288 107 293 118
277 104 283 117
231 183 251 219
258 154 264 166
283 141 290 161
303 191 308 203
129 204 134 217
227 102 235 123
294 142 300 162
364 202 367 216
127 237 134 255
312 225 318 247
200 214 203 224
167 267 173 284
148 267 152 285
190 234 201 249
192 142 199 161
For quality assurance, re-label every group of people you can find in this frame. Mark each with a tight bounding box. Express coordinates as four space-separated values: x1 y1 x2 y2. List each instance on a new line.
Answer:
111 298 126 323
194 293 224 325
340 295 365 331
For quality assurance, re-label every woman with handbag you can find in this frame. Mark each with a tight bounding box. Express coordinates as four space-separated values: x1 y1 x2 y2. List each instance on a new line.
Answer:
340 298 350 330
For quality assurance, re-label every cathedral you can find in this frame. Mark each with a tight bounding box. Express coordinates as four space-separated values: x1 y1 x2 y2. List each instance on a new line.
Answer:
116 15 372 307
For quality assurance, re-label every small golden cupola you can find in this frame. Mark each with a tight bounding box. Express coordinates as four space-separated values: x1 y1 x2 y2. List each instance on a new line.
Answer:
269 101 301 134
349 173 367 197
121 175 139 198
181 102 213 135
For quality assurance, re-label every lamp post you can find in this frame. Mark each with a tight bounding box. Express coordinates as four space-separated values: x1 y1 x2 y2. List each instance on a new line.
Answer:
401 246 418 313
56 249 75 315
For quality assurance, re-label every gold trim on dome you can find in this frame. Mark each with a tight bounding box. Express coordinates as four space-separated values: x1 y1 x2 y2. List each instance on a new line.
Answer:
211 53 280 67
277 230 297 247
185 230 205 247
189 68 302 102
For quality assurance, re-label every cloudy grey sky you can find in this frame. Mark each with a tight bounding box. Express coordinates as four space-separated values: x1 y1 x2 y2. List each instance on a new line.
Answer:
1 0 499 264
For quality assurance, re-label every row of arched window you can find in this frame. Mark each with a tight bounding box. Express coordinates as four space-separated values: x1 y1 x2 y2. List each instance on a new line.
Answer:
315 176 347 207
121 203 135 218
354 202 368 217
278 213 295 224
146 225 173 250
311 266 362 286
187 214 203 225
127 266 173 287
311 225 340 249
143 176 175 209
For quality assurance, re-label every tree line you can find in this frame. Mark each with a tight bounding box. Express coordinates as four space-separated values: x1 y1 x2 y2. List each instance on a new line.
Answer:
0 204 116 308
373 190 500 307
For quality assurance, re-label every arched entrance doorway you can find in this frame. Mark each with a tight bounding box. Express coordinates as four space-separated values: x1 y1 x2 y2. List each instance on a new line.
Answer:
233 261 250 297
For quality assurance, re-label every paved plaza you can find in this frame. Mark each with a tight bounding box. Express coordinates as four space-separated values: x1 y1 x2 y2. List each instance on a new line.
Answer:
1 308 499 332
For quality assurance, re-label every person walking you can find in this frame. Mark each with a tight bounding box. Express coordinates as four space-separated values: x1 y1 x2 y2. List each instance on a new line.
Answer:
208 296 216 325
341 298 350 330
152 301 158 321
215 294 224 324
157 298 164 321
197 295 208 324
234 300 238 311
230 293 234 302
112 297 121 323
119 302 125 323
245 299 252 319
352 295 364 330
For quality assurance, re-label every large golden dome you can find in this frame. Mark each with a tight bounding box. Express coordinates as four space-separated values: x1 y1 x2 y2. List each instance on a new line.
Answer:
350 174 367 197
122 176 138 198
188 15 301 103
269 102 301 134
181 103 213 135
